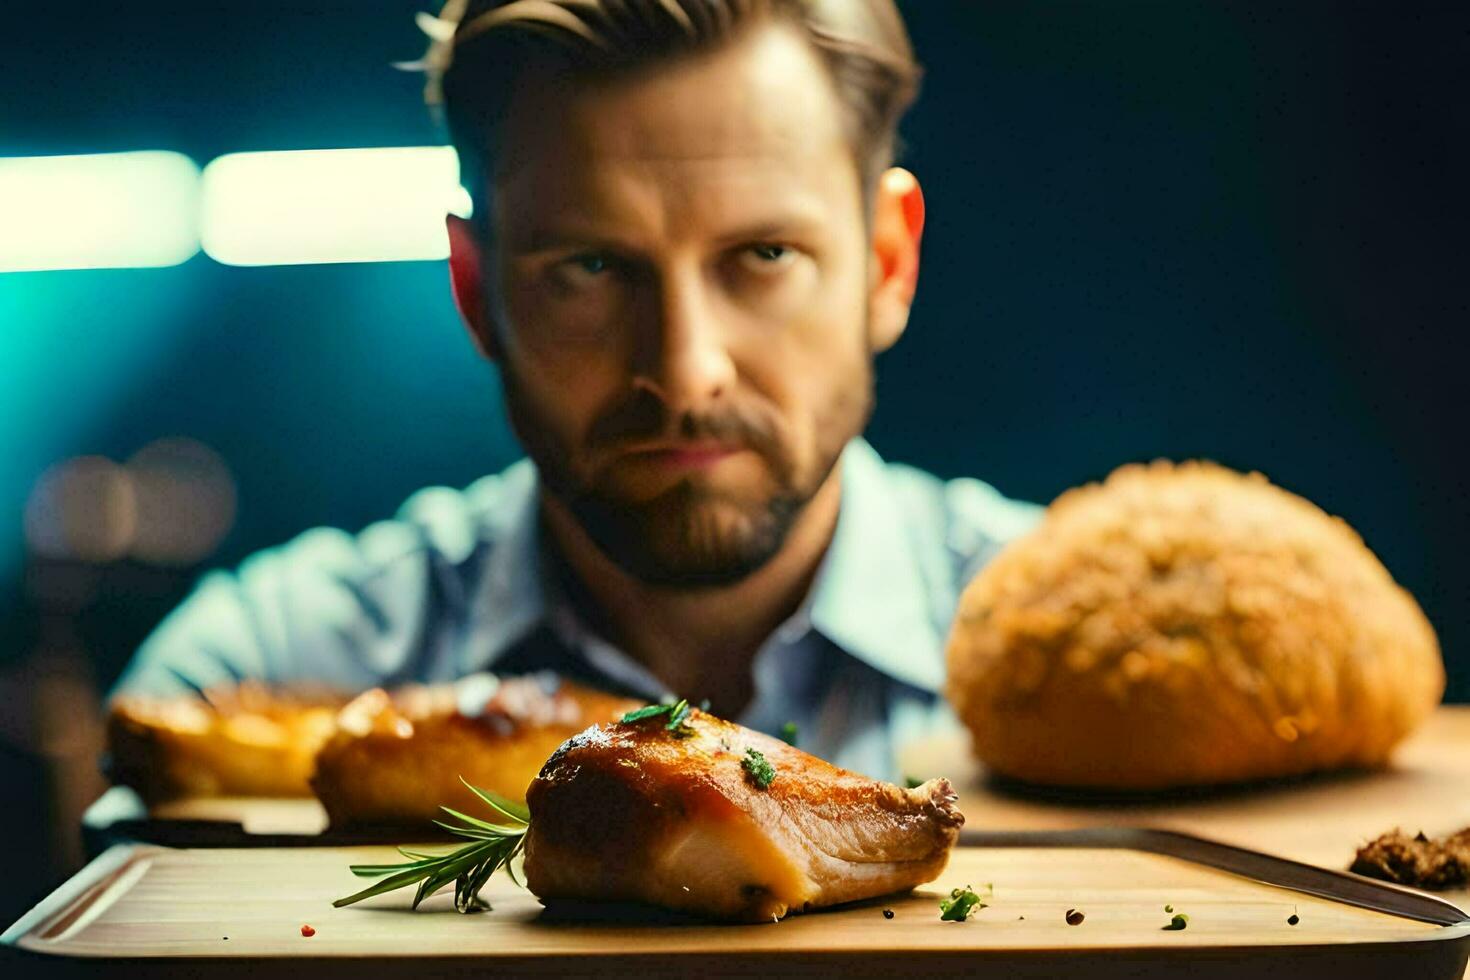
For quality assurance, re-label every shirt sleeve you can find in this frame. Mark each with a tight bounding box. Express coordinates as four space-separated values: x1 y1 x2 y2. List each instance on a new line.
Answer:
109 521 430 697
105 473 519 699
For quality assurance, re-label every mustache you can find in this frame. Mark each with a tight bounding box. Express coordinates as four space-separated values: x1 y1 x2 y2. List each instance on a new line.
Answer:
586 387 784 461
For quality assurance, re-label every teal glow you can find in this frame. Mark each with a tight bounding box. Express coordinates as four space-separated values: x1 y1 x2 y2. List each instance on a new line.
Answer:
0 269 203 583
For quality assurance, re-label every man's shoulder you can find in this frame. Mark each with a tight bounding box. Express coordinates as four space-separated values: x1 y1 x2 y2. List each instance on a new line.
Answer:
883 461 1042 546
255 458 538 581
380 458 539 565
114 459 542 695
862 447 1041 541
855 444 1043 588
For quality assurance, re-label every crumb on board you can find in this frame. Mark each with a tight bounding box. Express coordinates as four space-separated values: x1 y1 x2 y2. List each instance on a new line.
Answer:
300 924 316 938
1351 827 1470 890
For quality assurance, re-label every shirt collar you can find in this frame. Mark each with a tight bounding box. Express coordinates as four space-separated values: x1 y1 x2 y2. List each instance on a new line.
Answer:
464 439 943 694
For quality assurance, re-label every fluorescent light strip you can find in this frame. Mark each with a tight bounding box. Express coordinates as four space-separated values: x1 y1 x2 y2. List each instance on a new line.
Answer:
0 152 201 272
200 146 472 266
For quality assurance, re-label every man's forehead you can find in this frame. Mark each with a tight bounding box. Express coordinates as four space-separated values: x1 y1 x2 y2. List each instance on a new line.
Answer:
499 159 835 254
494 20 853 185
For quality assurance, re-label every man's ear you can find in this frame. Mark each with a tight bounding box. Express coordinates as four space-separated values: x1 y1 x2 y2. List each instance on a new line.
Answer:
446 214 502 362
868 167 925 354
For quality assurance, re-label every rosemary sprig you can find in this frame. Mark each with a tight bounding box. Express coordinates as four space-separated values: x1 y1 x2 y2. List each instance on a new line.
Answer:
620 698 693 731
333 778 530 913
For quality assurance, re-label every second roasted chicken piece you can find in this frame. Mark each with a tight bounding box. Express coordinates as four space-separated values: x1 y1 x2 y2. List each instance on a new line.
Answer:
523 707 964 922
311 674 641 827
108 682 344 802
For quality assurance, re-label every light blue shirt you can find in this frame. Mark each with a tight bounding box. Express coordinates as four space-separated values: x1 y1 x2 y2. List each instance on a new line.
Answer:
114 438 1041 780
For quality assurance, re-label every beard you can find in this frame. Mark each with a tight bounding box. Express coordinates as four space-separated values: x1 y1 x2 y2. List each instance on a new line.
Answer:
500 364 873 590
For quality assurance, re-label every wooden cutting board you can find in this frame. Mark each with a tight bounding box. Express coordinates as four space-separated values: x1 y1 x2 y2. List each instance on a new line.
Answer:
6 832 1468 978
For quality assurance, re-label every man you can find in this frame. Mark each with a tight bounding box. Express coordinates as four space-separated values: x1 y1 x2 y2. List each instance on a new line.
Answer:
115 0 1040 779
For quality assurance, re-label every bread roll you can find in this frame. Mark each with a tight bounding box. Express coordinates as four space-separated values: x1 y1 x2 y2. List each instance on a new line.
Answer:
945 460 1444 789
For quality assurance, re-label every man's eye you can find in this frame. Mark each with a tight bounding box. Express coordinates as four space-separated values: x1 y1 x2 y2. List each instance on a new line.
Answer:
735 243 798 277
549 252 615 292
568 253 609 275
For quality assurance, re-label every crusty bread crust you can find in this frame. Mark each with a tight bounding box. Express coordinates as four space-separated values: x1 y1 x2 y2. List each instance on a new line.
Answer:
946 460 1444 789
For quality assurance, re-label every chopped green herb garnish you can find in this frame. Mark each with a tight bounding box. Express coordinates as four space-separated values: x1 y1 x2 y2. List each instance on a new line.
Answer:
939 884 991 921
1164 904 1173 913
904 776 924 789
742 748 776 789
620 699 693 734
1162 912 1189 931
779 721 798 746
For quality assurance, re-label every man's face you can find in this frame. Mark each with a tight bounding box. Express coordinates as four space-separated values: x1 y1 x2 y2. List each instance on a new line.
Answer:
483 23 880 587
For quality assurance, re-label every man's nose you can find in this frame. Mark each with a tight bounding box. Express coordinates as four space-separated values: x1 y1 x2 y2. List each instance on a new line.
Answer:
635 267 737 410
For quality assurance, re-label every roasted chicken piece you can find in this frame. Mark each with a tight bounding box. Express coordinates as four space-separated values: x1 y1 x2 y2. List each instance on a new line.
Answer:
523 707 964 922
311 673 641 827
107 682 345 802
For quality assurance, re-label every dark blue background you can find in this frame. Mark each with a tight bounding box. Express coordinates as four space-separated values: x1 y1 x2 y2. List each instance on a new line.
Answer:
2 0 1465 918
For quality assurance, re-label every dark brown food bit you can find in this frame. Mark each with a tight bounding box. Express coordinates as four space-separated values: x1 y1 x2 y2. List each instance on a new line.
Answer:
882 908 895 919
1065 908 1085 925
1351 827 1470 890
1287 914 1300 926
300 924 316 937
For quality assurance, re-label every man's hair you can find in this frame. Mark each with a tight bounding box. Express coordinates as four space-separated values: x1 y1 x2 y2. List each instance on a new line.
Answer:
413 0 922 233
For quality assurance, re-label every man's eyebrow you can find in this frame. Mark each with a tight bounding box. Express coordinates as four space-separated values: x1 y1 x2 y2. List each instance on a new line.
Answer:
503 225 631 256
504 213 829 258
711 216 827 246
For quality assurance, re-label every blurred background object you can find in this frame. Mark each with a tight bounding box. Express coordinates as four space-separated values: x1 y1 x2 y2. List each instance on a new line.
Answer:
1 0 1465 926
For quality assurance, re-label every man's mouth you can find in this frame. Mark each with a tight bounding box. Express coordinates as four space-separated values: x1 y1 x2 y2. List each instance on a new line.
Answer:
621 441 742 470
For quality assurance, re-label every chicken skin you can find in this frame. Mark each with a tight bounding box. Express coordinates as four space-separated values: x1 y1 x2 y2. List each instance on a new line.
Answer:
108 682 345 802
522 708 964 922
311 674 641 826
